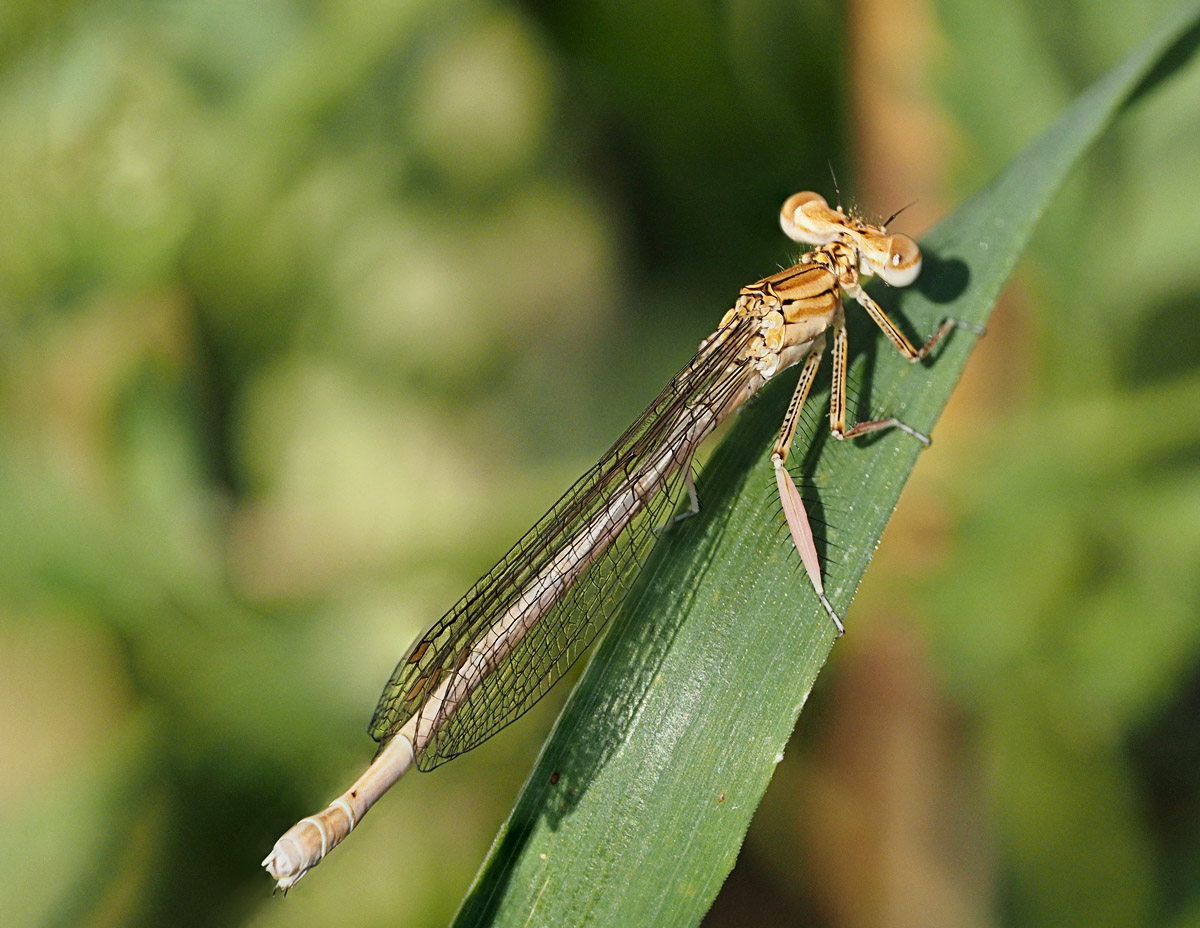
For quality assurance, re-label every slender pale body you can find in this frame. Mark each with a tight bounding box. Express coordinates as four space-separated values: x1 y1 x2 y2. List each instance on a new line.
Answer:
264 192 966 891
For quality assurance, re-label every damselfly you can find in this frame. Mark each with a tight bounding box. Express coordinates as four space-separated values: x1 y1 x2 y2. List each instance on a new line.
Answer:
263 191 978 891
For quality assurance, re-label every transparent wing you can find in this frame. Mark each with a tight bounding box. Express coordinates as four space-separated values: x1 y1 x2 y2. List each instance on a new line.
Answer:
368 314 760 769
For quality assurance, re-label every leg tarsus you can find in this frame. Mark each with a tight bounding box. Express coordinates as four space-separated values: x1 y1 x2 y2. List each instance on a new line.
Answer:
818 591 845 637
670 463 701 525
837 416 931 446
911 316 988 362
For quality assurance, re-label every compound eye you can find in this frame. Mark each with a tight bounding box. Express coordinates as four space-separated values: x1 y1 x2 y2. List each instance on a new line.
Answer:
781 191 826 216
880 233 921 286
780 191 841 244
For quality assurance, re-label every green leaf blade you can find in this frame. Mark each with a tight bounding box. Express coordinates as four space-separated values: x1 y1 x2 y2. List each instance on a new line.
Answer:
453 6 1200 926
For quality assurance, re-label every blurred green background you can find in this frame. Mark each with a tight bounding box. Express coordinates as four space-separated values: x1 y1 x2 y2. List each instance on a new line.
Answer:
2 1 1199 926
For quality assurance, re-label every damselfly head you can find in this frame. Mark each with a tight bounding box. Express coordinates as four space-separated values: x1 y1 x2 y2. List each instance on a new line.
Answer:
860 232 922 287
781 191 922 287
779 191 845 245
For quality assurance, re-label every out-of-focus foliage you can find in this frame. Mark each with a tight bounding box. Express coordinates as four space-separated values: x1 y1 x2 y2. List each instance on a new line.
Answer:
0 1 1198 928
921 4 1200 927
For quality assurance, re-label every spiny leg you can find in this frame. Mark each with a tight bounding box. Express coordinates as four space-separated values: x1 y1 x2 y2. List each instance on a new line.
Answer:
770 337 843 635
851 284 986 363
771 334 825 464
829 304 932 446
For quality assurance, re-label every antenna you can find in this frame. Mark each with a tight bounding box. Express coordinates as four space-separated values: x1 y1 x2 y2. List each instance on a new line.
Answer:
827 161 843 213
881 199 918 230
